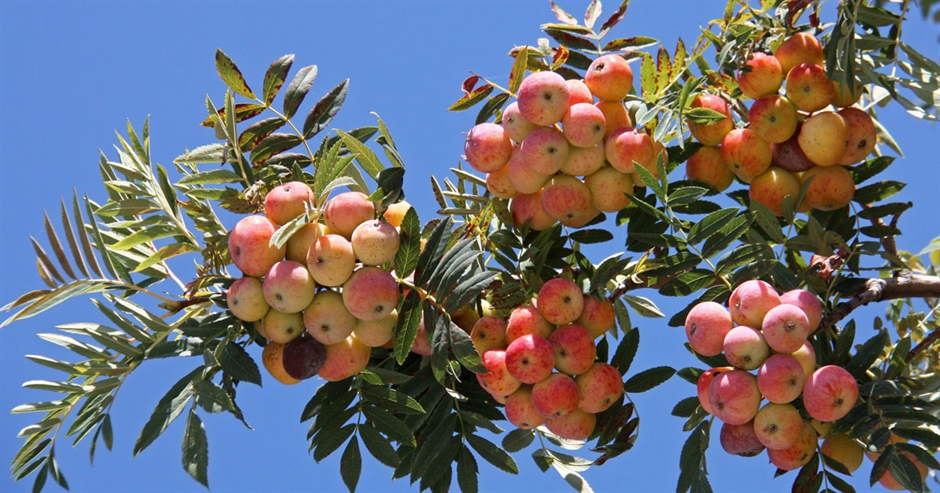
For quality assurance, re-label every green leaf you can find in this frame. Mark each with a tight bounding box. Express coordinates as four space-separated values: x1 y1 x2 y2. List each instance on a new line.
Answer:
250 133 303 165
262 54 294 106
361 386 425 415
509 48 529 95
237 117 286 152
304 79 350 138
358 424 399 468
336 129 384 180
622 366 675 393
313 423 356 463
282 65 318 118
181 409 209 488
133 366 201 456
611 327 640 376
853 181 905 204
502 428 535 453
362 405 416 446
687 207 739 245
676 420 709 493
544 29 596 52
622 294 664 318
174 143 227 165
394 207 421 279
215 49 255 99
466 434 518 474
394 291 423 365
340 437 361 493
633 160 665 201
845 332 887 377
1 280 113 329
193 380 236 415
448 84 494 112
178 169 245 186
219 342 262 386
602 36 658 52
456 445 479 493
569 229 614 244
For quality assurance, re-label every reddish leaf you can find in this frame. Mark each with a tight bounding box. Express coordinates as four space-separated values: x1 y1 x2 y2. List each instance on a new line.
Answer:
598 0 630 37
550 0 578 25
551 45 570 71
584 0 602 28
785 0 815 28
461 75 480 96
199 104 266 127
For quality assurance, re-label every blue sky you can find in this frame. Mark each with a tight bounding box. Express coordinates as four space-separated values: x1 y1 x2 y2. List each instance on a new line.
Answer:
1 1 937 492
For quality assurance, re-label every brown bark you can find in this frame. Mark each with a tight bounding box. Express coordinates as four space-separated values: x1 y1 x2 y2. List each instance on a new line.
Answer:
818 271 940 332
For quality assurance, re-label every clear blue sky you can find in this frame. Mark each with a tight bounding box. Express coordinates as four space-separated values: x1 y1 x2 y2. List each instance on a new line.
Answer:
1 1 937 493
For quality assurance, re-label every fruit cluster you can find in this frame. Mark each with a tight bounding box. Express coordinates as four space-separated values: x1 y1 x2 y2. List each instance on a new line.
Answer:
225 182 415 384
473 277 624 440
685 280 861 471
464 54 664 230
685 32 876 215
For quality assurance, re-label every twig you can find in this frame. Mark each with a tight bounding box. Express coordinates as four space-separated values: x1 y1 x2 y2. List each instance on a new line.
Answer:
817 271 940 332
906 327 940 363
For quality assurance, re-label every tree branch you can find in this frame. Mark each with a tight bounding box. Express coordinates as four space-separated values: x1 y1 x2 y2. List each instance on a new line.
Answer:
906 327 940 363
818 271 940 332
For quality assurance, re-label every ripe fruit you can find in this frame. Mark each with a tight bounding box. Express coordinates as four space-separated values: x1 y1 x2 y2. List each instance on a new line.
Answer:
762 303 812 353
686 146 735 192
477 349 523 398
532 372 580 418
282 334 327 380
831 80 862 108
307 234 356 287
584 166 633 213
791 340 818 381
263 309 305 344
227 277 270 322
285 222 326 264
779 289 823 331
506 304 555 343
549 324 596 376
757 354 806 404
775 33 825 75
464 122 513 173
584 54 634 101
505 334 555 384
575 294 616 339
798 111 849 166
771 129 816 173
820 434 864 473
687 94 734 146
837 107 877 165
749 167 801 216
323 191 376 240
470 315 508 355
566 79 594 105
318 334 371 382
507 149 552 194
262 341 302 385
720 421 765 457
722 128 772 183
486 161 518 199
509 191 556 231
595 100 632 138
575 362 624 414
382 201 411 228
303 289 358 345
342 266 399 322
519 127 570 175
501 102 537 143
801 165 855 211
263 260 316 314
264 181 313 225
353 310 397 347
708 369 762 425
685 301 734 357
504 385 545 429
562 103 606 148
767 419 818 471
517 71 571 126
537 278 584 325
697 367 733 414
748 95 798 144
351 219 400 266
802 365 859 422
729 280 781 328
541 175 595 226
545 408 596 440
228 215 286 277
723 325 770 371
786 63 834 112
737 52 784 99
560 142 606 176
605 127 654 174
753 402 804 450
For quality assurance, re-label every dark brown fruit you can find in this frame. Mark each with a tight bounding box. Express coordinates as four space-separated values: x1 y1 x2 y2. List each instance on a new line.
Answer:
283 334 327 380
771 126 815 173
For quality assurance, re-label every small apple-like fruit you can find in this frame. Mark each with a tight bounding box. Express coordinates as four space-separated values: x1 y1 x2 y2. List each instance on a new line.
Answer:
263 260 316 314
801 165 855 211
509 191 557 231
722 128 772 183
486 161 518 199
748 95 799 144
753 402 804 450
762 303 812 353
771 126 816 173
502 102 538 144
708 369 762 425
228 215 286 278
685 301 734 357
506 304 555 343
767 419 818 471
575 362 624 414
353 310 397 347
820 434 864 473
282 334 327 380
687 94 734 146
686 145 735 192
470 315 508 355
477 349 523 398
562 103 606 148
519 127 570 175
318 334 371 382
757 353 806 404
285 222 326 264
517 71 571 126
464 122 513 173
549 324 596 376
584 166 633 213
791 340 818 381
786 63 835 112
837 107 877 165
323 191 376 240
507 148 552 194
537 278 584 326
720 421 765 457
540 175 595 226
262 341 302 385
831 80 862 108
263 309 305 344
723 325 770 371
504 385 545 430
382 200 411 228
532 372 580 418
779 289 823 331
729 279 781 328
351 219 400 266
559 142 606 177
775 33 824 76
505 334 556 384
606 127 654 174
749 167 802 217
411 318 432 356
697 367 733 414
595 100 632 138
227 277 270 322
584 54 633 102
802 365 859 422
875 452 929 490
545 408 596 441
307 234 356 287
264 181 313 225
575 294 616 339
798 111 848 167
342 266 400 322
303 289 358 345
566 79 594 105
737 52 784 99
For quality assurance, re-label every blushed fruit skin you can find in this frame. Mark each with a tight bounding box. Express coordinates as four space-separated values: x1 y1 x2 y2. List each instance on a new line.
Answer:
708 369 762 425
758 354 806 404
686 146 735 192
722 128 772 183
697 367 732 414
780 289 823 331
263 309 305 344
584 54 633 102
754 402 804 450
837 107 877 165
723 325 770 371
575 295 615 339
504 385 545 430
531 372 580 418
505 334 556 384
820 434 864 473
798 111 848 167
501 102 538 143
720 421 765 457
687 94 734 146
228 215 286 278
801 165 855 211
303 289 358 346
382 201 411 228
318 334 371 382
264 181 313 225
748 95 799 144
775 33 825 75
831 80 862 108
353 310 397 347
540 175 594 225
802 365 859 422
537 278 584 326
737 52 784 99
771 127 816 173
786 63 835 112
285 222 326 264
470 315 508 355
282 334 327 380
411 319 432 356
520 127 570 175
545 408 597 441
749 167 802 217
562 103 606 148
876 453 929 490
585 166 633 213
605 127 654 174
351 219 400 266
323 191 376 240
549 324 597 376
560 142 606 177
262 341 302 385
595 100 632 138
517 71 571 126
767 419 818 471
342 266 399 322
464 122 513 173
506 304 555 343
227 277 270 322
685 301 734 357
509 191 557 231
486 161 517 199
575 362 624 414
507 148 552 194
792 340 818 381
263 260 316 314
729 279 782 329
762 303 812 353
566 79 594 105
307 234 356 287
477 349 523 398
